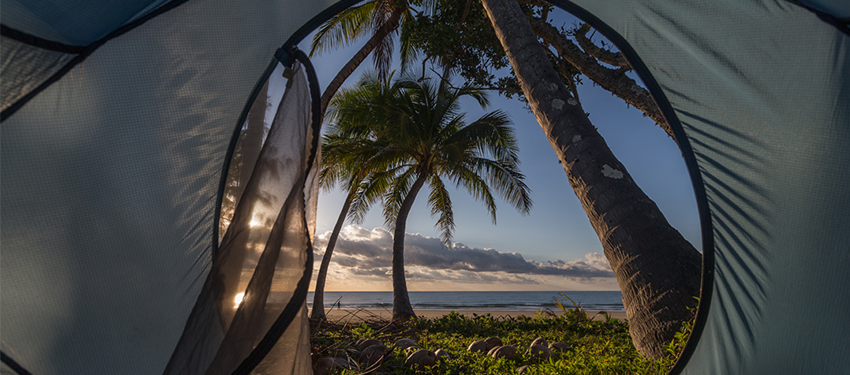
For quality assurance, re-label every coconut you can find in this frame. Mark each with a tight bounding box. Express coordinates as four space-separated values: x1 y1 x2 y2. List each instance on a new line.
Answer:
467 340 490 352
549 342 571 352
404 349 436 368
394 338 417 349
528 344 552 360
517 365 530 374
333 357 354 370
312 356 335 375
490 345 518 359
355 338 383 352
484 336 503 348
434 348 451 360
360 344 388 365
531 337 548 347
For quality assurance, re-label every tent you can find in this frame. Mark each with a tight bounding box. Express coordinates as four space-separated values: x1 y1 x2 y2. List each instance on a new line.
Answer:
1 0 847 374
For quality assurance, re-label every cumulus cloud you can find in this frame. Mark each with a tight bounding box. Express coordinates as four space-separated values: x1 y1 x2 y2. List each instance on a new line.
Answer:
314 225 615 280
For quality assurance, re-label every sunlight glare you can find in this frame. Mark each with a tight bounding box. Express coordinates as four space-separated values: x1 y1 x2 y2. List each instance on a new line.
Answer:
234 292 245 308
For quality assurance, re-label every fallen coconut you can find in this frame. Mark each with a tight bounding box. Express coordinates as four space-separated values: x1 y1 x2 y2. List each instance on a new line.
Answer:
531 337 548 347
395 338 417 349
434 348 451 360
484 336 503 348
549 342 571 352
360 344 388 366
355 339 383 352
405 349 436 368
490 345 518 359
517 365 530 374
333 357 354 370
312 356 335 375
467 340 490 352
528 344 552 360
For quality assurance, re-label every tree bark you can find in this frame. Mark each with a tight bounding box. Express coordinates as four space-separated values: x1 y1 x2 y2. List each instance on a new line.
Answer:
573 24 629 68
528 16 673 140
320 9 403 115
391 171 428 321
310 191 354 320
481 0 701 359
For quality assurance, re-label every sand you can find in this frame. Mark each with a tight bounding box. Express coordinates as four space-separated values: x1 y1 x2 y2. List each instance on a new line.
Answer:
317 308 627 322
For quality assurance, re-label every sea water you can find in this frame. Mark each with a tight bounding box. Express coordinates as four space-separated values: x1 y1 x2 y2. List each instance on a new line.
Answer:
305 291 624 312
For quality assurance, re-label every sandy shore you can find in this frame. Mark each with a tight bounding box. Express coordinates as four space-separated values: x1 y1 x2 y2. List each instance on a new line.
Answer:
316 308 626 322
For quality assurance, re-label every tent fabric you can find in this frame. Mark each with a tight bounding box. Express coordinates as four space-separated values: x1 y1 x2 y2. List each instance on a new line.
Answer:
0 0 333 373
2 0 849 374
555 0 850 373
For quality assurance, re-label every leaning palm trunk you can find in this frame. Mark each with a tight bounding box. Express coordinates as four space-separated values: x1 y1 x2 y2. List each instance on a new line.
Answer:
391 171 428 321
310 191 354 320
320 9 403 114
481 0 701 359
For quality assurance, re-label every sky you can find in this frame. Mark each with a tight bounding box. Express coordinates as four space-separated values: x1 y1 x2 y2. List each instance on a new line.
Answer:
290 7 701 292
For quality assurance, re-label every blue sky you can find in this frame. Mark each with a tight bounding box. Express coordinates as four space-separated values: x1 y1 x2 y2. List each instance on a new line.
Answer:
295 8 701 291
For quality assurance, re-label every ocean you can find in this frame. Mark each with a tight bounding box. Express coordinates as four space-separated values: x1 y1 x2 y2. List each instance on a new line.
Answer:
305 291 624 312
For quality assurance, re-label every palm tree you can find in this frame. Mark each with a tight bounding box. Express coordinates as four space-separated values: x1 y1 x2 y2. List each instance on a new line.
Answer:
480 0 702 359
310 74 403 320
338 74 533 321
310 0 428 114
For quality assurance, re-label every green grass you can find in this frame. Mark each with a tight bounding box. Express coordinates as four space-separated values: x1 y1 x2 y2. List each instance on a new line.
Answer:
310 305 694 375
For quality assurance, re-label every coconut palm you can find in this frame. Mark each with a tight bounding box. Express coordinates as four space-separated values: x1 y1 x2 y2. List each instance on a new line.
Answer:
310 0 430 114
337 74 533 321
310 74 404 320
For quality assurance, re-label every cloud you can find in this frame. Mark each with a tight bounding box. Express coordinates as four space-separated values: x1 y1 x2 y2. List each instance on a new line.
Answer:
314 225 615 280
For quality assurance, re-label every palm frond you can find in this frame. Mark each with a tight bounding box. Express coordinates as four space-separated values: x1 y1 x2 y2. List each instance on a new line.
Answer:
447 164 497 224
310 2 376 57
426 174 455 246
348 167 398 223
373 34 396 82
398 11 421 75
383 167 418 231
444 110 519 164
468 157 533 215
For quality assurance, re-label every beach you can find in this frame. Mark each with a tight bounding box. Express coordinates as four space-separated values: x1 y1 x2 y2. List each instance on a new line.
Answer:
318 308 627 322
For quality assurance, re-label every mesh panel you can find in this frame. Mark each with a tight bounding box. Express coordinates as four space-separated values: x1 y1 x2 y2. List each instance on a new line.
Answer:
165 63 316 375
0 36 76 113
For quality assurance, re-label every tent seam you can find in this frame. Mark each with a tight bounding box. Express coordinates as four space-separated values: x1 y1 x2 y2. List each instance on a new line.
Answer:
0 25 86 53
0 352 34 375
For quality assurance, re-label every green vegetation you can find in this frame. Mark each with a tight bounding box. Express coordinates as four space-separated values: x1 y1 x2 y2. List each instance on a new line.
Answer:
310 304 695 374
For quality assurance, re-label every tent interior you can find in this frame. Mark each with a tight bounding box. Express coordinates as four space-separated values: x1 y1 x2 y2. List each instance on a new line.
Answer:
1 0 848 374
